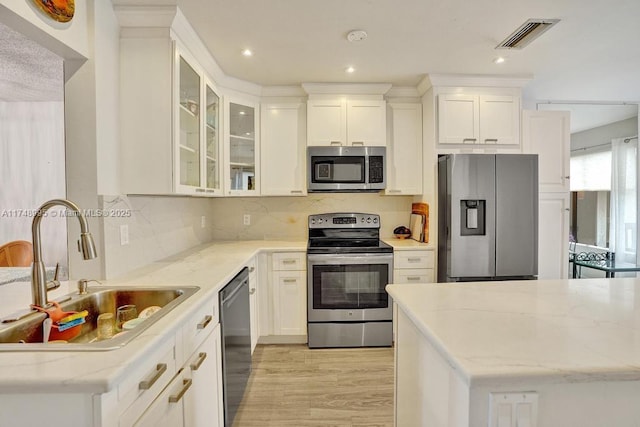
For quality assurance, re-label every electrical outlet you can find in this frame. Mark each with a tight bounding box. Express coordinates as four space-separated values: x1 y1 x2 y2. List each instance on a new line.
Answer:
120 224 129 246
243 214 251 226
201 216 206 228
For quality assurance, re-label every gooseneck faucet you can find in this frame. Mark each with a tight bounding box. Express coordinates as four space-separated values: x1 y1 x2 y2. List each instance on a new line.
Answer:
31 199 97 308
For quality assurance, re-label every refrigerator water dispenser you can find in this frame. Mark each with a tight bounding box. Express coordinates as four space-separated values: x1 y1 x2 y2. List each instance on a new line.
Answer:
460 200 485 235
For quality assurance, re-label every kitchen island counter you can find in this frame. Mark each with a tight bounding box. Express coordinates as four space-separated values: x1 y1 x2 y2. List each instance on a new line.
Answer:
387 279 640 426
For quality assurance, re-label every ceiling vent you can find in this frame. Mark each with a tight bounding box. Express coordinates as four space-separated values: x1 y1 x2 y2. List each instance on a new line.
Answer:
496 19 560 49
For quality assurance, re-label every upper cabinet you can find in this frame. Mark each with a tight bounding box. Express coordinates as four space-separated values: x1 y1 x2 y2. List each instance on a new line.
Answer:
224 95 260 195
119 33 222 196
306 96 387 147
385 103 423 195
438 92 520 146
260 101 306 196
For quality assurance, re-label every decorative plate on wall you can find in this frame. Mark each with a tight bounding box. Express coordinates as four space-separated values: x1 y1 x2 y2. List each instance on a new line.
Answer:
31 0 75 23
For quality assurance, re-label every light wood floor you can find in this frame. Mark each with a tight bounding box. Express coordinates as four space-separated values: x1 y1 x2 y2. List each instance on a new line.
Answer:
233 344 394 427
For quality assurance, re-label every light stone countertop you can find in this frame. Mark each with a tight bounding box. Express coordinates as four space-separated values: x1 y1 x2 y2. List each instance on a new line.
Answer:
387 279 640 388
0 240 305 394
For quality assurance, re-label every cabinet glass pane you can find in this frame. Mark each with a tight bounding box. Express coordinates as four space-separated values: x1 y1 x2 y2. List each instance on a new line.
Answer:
179 57 200 187
206 85 220 190
229 102 255 191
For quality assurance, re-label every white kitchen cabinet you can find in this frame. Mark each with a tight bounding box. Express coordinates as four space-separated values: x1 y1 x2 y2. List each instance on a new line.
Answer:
522 110 571 193
271 252 307 338
307 98 386 147
224 95 260 195
132 368 189 427
438 93 520 146
393 249 435 284
120 36 222 196
247 257 259 353
522 110 571 280
184 325 223 427
385 103 423 195
260 102 306 196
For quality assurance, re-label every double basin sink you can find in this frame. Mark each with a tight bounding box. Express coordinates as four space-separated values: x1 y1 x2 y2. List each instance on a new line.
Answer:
0 286 200 351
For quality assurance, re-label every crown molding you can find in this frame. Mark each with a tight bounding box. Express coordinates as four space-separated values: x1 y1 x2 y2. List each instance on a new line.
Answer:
302 83 392 95
425 73 533 88
113 4 177 28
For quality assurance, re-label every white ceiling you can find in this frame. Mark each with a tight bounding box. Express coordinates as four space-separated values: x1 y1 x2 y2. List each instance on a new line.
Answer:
178 0 640 103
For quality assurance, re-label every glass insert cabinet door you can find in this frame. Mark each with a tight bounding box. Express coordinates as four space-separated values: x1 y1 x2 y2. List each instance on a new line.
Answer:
205 84 220 191
178 57 201 188
227 101 258 193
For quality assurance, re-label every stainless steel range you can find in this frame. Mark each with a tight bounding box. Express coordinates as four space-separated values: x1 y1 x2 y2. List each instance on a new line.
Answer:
307 213 393 348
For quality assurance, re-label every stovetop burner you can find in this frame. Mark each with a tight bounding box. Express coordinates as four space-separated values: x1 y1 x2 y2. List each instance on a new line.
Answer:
307 213 392 254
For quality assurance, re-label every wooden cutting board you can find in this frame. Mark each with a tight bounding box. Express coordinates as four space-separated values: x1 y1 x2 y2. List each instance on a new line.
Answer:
411 202 429 243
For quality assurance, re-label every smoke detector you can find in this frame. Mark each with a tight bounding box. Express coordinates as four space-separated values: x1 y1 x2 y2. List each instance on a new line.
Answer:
496 19 560 49
347 30 368 42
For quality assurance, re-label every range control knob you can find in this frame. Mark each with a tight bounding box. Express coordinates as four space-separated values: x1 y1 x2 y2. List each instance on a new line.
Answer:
373 217 378 223
311 219 315 224
366 217 372 223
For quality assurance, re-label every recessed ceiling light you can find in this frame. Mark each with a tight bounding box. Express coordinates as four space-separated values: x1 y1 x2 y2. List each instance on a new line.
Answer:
493 57 506 64
241 49 253 57
346 66 355 73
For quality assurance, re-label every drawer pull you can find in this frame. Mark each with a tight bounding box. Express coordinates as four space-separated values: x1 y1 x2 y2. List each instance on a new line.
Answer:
290 190 303 194
249 288 256 295
168 378 193 403
484 138 498 143
195 188 206 193
282 259 297 264
407 258 422 262
249 266 255 272
190 352 207 371
351 141 365 146
330 141 342 146
463 138 477 143
283 278 297 283
197 315 213 330
139 363 167 390
407 276 421 281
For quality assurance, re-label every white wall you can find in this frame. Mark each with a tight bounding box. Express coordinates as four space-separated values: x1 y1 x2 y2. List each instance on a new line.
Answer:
572 117 638 151
0 102 67 269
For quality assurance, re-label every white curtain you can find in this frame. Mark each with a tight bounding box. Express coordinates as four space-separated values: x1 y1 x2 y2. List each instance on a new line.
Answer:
609 136 638 263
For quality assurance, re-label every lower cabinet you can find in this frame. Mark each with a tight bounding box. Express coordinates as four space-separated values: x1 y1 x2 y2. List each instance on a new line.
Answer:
184 324 223 427
273 270 306 335
393 249 435 284
130 301 223 427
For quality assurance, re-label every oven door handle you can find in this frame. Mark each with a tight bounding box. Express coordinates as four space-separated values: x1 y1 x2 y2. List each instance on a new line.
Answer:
307 253 393 266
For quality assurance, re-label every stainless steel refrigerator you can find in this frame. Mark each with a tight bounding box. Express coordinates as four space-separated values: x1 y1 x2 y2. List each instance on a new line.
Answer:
437 154 538 282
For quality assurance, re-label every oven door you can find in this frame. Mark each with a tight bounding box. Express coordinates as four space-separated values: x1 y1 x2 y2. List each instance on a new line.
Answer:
307 253 393 322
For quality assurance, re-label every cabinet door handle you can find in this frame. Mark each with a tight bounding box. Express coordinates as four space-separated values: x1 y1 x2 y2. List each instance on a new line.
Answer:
387 189 401 194
407 258 422 262
290 190 303 194
564 176 570 179
283 278 297 283
282 259 297 264
463 138 477 143
484 138 498 143
138 363 167 390
351 141 365 146
406 276 421 281
249 266 255 272
249 288 256 295
195 188 206 193
168 378 193 403
190 352 207 371
197 314 213 330
330 141 342 146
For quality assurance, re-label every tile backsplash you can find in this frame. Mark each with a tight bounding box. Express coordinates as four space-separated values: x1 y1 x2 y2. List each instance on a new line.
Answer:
101 193 415 279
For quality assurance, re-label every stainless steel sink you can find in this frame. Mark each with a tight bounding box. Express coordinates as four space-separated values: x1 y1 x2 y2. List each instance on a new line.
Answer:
0 286 200 351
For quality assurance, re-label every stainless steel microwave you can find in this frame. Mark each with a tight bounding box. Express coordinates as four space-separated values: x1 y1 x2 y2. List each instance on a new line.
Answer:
307 146 386 192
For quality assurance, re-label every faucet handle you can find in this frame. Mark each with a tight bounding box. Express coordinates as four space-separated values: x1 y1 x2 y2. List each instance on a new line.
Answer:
46 263 61 292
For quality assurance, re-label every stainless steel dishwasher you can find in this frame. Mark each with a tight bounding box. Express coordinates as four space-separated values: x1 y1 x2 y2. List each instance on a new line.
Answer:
219 267 251 427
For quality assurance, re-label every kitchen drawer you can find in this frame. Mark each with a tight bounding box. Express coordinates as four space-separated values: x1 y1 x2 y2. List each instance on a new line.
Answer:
394 268 434 284
182 294 217 361
118 338 177 425
272 252 306 271
394 250 434 269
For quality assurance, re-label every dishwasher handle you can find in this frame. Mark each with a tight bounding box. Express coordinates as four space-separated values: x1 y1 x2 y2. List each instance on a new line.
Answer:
221 277 248 305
